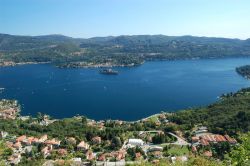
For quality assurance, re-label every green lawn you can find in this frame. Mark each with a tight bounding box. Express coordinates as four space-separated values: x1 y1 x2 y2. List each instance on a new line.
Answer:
148 116 158 123
167 145 189 156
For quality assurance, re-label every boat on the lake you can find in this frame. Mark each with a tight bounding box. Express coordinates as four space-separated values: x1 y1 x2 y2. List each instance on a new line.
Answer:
99 68 118 75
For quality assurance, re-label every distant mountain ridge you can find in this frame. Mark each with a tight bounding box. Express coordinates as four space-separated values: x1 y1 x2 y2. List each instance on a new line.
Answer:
1 33 250 67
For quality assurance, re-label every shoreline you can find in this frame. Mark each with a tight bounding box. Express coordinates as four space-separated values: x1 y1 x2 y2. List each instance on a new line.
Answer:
56 61 145 68
0 61 51 67
0 97 168 123
1 55 250 69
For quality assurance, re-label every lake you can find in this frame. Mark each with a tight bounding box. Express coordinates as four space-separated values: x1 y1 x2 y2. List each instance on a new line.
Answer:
0 58 250 121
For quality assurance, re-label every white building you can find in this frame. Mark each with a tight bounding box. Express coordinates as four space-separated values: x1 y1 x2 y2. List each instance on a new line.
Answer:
128 139 144 146
0 131 8 139
148 145 163 152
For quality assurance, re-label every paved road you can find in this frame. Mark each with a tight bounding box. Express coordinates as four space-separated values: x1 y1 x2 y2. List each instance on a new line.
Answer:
139 130 161 135
168 132 190 146
96 160 126 166
138 131 190 146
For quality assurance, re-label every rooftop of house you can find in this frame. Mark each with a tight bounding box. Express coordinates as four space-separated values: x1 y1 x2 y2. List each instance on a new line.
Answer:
203 151 213 157
45 138 61 145
16 135 26 142
58 149 67 155
92 136 101 142
77 141 90 149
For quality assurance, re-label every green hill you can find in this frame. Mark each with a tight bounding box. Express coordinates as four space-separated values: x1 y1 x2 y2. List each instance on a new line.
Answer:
1 34 250 66
169 88 250 135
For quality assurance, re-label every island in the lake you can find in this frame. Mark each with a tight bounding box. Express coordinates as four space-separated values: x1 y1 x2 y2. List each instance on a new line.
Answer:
99 68 119 75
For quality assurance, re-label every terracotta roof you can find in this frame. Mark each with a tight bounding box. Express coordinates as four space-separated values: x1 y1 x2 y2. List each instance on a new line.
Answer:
8 153 21 161
16 135 26 142
41 147 49 154
200 135 216 142
86 150 94 160
224 135 237 144
13 142 22 149
39 134 48 142
200 139 209 146
192 146 197 152
111 150 126 160
58 149 67 155
98 154 106 161
45 138 60 145
23 136 35 145
92 136 101 143
214 135 227 142
31 138 39 143
191 136 199 142
77 141 90 150
203 151 212 157
6 141 13 148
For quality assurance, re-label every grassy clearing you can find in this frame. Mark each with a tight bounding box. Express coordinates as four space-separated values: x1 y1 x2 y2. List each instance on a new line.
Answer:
167 145 189 156
148 116 158 123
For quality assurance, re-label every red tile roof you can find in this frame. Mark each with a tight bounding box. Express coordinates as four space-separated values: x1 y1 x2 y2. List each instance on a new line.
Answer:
203 151 212 157
98 154 106 161
200 139 209 146
58 149 67 155
214 135 227 142
192 146 197 152
16 135 26 142
224 135 237 144
191 136 199 142
201 135 216 142
12 142 22 149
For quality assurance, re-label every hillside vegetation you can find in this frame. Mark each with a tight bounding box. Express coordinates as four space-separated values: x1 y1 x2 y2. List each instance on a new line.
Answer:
1 34 250 67
236 65 250 79
169 88 250 135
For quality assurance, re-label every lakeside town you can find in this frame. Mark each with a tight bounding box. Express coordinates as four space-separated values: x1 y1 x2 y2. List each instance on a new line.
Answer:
0 99 240 166
2 0 250 165
0 61 51 67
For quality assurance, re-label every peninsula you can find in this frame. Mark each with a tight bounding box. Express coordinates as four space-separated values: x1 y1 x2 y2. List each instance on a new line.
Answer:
236 65 250 79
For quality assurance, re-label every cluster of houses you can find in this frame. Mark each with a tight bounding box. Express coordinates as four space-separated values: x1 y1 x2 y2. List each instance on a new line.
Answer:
0 113 240 165
0 99 19 120
191 126 237 157
96 150 127 162
3 134 61 164
0 61 16 67
1 130 134 165
1 132 97 165
87 119 106 130
125 138 165 161
193 134 237 146
0 108 18 119
37 115 57 126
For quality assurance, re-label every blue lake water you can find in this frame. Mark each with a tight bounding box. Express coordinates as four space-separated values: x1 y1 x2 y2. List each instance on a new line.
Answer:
0 58 250 121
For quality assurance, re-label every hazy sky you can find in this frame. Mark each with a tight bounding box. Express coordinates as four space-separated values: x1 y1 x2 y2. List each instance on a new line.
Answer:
1 0 250 39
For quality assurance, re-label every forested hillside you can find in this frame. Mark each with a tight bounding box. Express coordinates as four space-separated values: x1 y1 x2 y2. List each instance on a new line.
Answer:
236 65 250 79
169 88 250 135
1 34 250 67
